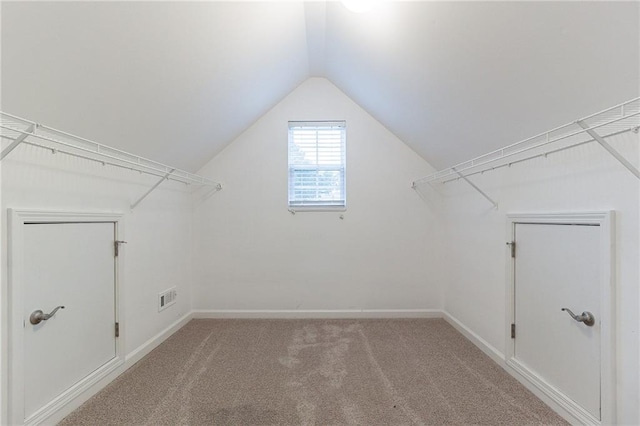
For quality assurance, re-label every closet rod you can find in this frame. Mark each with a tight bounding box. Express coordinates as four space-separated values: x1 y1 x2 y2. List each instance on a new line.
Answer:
0 124 215 186
0 110 223 209
440 125 638 184
1 111 191 178
412 97 639 187
19 139 194 185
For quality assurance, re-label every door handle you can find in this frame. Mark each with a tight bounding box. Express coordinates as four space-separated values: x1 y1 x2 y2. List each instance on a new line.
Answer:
30 306 65 325
561 308 595 327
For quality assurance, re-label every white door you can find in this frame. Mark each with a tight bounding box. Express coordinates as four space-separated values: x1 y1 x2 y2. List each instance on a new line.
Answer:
513 223 601 420
23 222 117 422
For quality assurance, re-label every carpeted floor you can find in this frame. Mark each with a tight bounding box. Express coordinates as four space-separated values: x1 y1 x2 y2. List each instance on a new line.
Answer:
60 319 567 425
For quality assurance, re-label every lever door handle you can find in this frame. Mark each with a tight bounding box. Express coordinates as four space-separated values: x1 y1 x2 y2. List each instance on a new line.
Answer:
561 308 595 327
30 305 65 325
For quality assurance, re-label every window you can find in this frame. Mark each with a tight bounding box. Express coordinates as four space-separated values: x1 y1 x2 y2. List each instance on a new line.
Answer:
288 121 346 210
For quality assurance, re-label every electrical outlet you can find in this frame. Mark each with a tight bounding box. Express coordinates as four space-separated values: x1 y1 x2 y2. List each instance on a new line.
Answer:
158 287 177 312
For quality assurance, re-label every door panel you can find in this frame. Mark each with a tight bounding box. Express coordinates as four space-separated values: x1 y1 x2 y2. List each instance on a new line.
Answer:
514 223 600 419
23 222 116 420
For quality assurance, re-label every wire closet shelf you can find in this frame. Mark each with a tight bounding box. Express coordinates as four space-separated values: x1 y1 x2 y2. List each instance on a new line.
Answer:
0 111 222 208
412 97 640 188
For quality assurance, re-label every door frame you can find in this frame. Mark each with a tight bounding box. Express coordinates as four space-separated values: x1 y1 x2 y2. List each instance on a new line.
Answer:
5 209 125 426
505 211 615 426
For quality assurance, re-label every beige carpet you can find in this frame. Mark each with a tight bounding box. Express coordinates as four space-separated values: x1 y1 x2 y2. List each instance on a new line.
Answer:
60 319 566 425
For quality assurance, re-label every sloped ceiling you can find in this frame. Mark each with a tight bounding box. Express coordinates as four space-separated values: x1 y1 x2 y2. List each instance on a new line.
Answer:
1 2 309 171
2 1 638 172
322 1 640 168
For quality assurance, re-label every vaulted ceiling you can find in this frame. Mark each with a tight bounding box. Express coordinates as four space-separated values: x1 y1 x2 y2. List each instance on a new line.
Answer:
2 1 638 172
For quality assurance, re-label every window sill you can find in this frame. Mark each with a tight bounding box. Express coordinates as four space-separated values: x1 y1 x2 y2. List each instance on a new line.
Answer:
288 207 346 214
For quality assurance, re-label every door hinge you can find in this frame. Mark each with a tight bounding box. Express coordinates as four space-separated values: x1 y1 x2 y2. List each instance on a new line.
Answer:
511 323 516 339
507 241 516 258
114 240 127 257
115 322 120 338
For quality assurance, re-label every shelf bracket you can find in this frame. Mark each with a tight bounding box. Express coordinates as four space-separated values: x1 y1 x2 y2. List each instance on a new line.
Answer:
576 120 640 180
452 167 498 209
1 123 36 160
131 168 176 210
200 183 223 202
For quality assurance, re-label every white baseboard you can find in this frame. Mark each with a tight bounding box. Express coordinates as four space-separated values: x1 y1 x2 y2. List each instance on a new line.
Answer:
39 312 194 426
29 309 447 424
25 308 585 426
192 309 443 319
442 311 581 425
125 312 194 366
507 358 598 425
25 358 124 426
442 311 506 366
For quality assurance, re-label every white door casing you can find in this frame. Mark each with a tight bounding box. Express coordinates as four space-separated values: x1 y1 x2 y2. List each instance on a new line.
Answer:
7 210 125 426
506 212 615 426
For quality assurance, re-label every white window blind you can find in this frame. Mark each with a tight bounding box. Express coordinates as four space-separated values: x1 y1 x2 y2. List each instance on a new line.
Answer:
288 121 346 209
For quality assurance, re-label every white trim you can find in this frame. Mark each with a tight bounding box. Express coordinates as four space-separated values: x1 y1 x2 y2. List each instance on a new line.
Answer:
287 207 347 213
287 121 347 210
288 121 346 129
507 358 600 425
505 211 616 425
6 209 124 426
192 309 443 319
442 311 505 366
24 312 193 426
3 301 604 425
24 358 123 426
125 312 193 366
444 310 588 425
9 210 124 222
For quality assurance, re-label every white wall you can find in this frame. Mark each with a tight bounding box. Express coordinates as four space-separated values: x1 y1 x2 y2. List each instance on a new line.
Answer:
0 145 194 422
3 75 636 424
438 131 639 424
193 78 443 312
0 153 4 423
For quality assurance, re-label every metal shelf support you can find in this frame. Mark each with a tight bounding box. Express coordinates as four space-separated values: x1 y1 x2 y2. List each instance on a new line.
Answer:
1 123 36 160
576 120 640 180
131 168 176 210
452 167 498 209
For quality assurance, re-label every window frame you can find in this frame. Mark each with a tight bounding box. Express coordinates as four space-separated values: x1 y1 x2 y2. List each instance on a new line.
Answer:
287 120 347 212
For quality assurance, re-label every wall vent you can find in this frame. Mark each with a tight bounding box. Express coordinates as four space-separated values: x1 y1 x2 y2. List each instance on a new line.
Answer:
158 287 177 312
